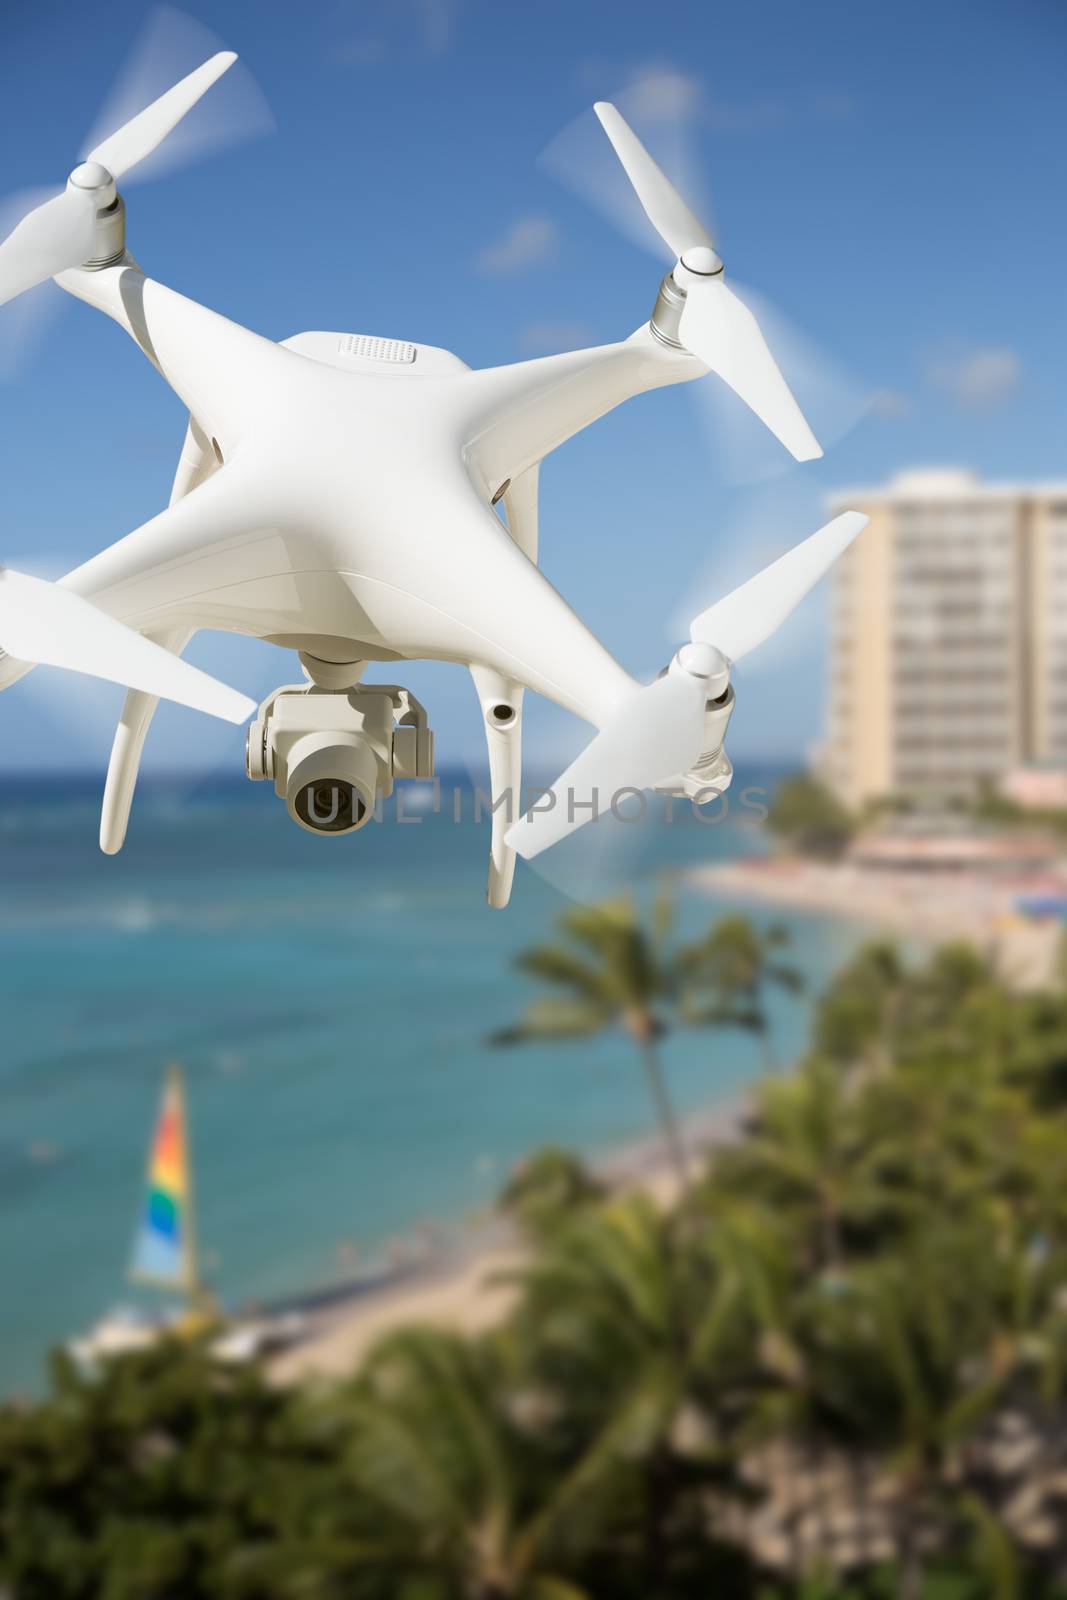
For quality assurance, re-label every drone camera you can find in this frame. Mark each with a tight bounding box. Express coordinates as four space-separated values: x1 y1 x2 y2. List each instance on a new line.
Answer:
286 731 380 835
246 683 434 837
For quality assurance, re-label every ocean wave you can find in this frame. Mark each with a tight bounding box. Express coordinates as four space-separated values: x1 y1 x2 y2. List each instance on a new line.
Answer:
0 895 251 935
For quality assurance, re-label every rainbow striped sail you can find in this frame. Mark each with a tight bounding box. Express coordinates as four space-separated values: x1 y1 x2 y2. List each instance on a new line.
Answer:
130 1067 197 1293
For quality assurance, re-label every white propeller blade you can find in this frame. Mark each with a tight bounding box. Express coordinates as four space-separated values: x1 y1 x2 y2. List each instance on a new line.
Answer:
0 52 237 311
0 568 254 724
86 52 236 180
0 189 97 307
690 511 868 662
507 512 868 861
679 277 822 463
593 101 712 259
594 100 821 462
507 670 708 862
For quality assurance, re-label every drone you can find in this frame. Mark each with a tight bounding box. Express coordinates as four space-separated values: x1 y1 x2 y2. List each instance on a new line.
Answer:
0 53 866 908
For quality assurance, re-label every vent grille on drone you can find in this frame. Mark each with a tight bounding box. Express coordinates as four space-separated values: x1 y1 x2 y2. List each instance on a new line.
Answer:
337 335 417 364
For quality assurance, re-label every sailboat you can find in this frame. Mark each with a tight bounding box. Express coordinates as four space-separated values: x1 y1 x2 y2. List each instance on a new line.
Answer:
70 1066 216 1365
70 1066 304 1367
129 1065 206 1306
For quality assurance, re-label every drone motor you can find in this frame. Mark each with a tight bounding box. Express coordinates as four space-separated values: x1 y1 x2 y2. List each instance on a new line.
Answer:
66 163 126 268
649 248 725 351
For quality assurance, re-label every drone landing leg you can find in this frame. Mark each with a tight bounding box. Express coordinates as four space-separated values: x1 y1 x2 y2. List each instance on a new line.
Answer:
470 664 524 909
466 464 539 907
99 418 217 853
99 624 194 855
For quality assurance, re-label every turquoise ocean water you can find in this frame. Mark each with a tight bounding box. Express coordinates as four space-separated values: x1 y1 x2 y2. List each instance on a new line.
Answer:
0 768 860 1395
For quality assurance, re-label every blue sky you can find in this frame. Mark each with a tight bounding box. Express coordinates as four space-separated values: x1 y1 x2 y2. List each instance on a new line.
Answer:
0 0 1064 774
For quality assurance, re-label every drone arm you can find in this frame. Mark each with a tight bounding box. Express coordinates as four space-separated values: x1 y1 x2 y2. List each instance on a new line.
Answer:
55 261 292 452
60 451 271 621
464 327 703 495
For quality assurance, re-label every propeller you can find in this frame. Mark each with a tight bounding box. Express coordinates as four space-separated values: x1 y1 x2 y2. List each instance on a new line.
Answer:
506 511 868 860
593 102 821 463
0 567 255 724
687 510 866 661
86 52 236 181
0 51 237 311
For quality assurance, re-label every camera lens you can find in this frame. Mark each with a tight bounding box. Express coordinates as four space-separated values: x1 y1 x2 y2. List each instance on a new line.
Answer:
293 779 365 834
284 732 380 837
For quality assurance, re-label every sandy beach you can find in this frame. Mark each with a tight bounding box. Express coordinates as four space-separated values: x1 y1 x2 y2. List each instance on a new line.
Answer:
689 857 1063 991
269 1097 750 1384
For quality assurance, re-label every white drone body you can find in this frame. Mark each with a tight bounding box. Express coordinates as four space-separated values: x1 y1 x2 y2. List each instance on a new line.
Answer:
0 54 867 907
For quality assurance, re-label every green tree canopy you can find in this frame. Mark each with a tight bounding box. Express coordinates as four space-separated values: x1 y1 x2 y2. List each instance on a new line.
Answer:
767 774 856 861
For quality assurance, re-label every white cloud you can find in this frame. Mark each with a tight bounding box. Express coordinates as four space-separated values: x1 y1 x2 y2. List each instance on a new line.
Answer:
332 0 459 63
572 57 704 127
620 64 704 125
476 216 559 276
518 322 596 355
869 388 910 419
575 57 852 137
416 0 457 54
704 97 788 135
624 64 789 139
333 35 388 65
927 345 1021 411
808 91 857 124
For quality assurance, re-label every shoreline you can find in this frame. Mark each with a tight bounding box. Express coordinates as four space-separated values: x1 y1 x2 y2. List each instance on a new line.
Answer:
688 856 1063 991
269 855 1013 1384
84 854 1064 1389
267 1091 752 1383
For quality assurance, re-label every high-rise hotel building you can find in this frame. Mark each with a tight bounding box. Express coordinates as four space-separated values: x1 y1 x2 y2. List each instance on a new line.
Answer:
824 470 1067 808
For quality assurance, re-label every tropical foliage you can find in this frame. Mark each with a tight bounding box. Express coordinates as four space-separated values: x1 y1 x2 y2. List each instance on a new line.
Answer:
767 774 857 860
498 1146 605 1241
7 920 1067 1597
490 896 798 1190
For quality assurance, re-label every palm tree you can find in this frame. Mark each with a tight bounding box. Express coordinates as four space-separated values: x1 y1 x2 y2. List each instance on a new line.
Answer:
679 914 803 1071
332 1323 607 1598
503 1192 774 1591
490 898 771 1195
499 1149 604 1242
796 1214 1061 1600
814 939 1000 1082
766 772 856 860
813 938 906 1074
704 1058 898 1273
